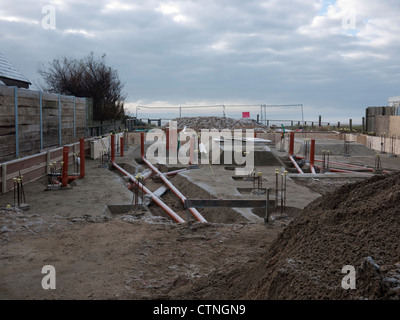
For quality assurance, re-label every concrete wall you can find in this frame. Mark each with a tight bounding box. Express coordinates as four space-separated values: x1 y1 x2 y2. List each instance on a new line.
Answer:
367 115 400 136
322 132 400 155
365 106 400 134
90 133 124 160
375 115 391 136
389 116 400 136
0 86 88 162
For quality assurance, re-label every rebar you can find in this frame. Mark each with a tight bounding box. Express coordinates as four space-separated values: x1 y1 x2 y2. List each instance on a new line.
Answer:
257 172 262 190
13 177 16 206
375 153 383 174
19 172 26 204
16 178 20 207
344 141 350 157
322 150 326 172
252 170 257 188
327 150 330 171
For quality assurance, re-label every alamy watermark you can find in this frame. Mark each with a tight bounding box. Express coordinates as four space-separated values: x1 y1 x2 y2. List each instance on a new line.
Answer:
341 6 357 30
341 265 356 290
145 121 255 175
41 265 56 289
42 5 56 30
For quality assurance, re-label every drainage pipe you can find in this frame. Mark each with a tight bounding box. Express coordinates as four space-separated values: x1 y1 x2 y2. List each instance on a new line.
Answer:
315 166 374 176
166 129 169 151
120 137 124 157
143 168 191 181
289 132 295 156
141 169 154 180
142 157 207 223
164 168 188 176
141 132 145 159
111 134 115 163
112 162 185 224
289 155 304 174
310 139 316 174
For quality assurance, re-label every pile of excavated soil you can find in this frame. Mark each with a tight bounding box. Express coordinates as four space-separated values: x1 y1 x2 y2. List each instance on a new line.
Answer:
163 116 268 130
226 172 400 300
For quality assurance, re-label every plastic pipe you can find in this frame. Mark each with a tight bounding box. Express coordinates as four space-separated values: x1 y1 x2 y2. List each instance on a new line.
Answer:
140 132 145 159
316 167 374 176
142 157 207 223
79 138 85 178
143 168 189 181
289 155 304 174
112 162 185 224
164 168 187 176
58 175 78 182
289 132 295 156
310 139 316 174
62 146 69 187
111 134 115 163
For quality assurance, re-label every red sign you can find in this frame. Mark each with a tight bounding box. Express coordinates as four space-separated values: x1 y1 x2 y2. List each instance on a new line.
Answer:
242 112 250 118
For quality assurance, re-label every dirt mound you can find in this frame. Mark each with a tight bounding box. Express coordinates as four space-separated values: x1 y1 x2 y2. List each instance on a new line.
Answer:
237 173 400 300
162 116 268 130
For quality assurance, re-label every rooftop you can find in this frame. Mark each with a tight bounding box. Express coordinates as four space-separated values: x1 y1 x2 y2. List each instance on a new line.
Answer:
0 52 31 85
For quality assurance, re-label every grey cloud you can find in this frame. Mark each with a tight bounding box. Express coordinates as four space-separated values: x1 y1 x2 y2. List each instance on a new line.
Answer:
0 0 399 122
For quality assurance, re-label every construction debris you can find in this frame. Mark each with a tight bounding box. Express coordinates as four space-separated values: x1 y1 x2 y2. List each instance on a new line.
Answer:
2 120 400 301
162 116 268 130
238 172 400 300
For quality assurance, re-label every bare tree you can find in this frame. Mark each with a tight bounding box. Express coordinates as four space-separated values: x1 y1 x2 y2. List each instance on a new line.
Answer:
38 52 126 121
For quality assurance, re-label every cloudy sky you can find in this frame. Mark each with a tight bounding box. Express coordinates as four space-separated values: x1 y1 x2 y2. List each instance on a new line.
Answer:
1 0 399 124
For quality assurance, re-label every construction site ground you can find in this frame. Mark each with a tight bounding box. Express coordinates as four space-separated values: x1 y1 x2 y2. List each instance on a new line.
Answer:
1 141 400 300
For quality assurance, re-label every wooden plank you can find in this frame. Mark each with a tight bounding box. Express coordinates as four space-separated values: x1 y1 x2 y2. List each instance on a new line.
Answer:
0 135 16 161
0 105 14 113
7 153 47 173
0 125 16 136
15 89 40 100
0 88 88 163
6 162 47 180
0 115 16 126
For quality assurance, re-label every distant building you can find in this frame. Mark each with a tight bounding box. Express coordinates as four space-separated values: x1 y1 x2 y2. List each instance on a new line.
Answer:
0 52 31 88
365 97 400 135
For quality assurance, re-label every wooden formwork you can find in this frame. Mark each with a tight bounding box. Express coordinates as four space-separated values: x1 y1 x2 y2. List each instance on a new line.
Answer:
0 139 92 194
0 86 88 163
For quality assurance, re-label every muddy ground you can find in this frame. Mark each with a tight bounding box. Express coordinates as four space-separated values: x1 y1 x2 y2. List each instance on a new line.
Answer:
0 155 290 300
0 208 285 299
1 145 399 300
